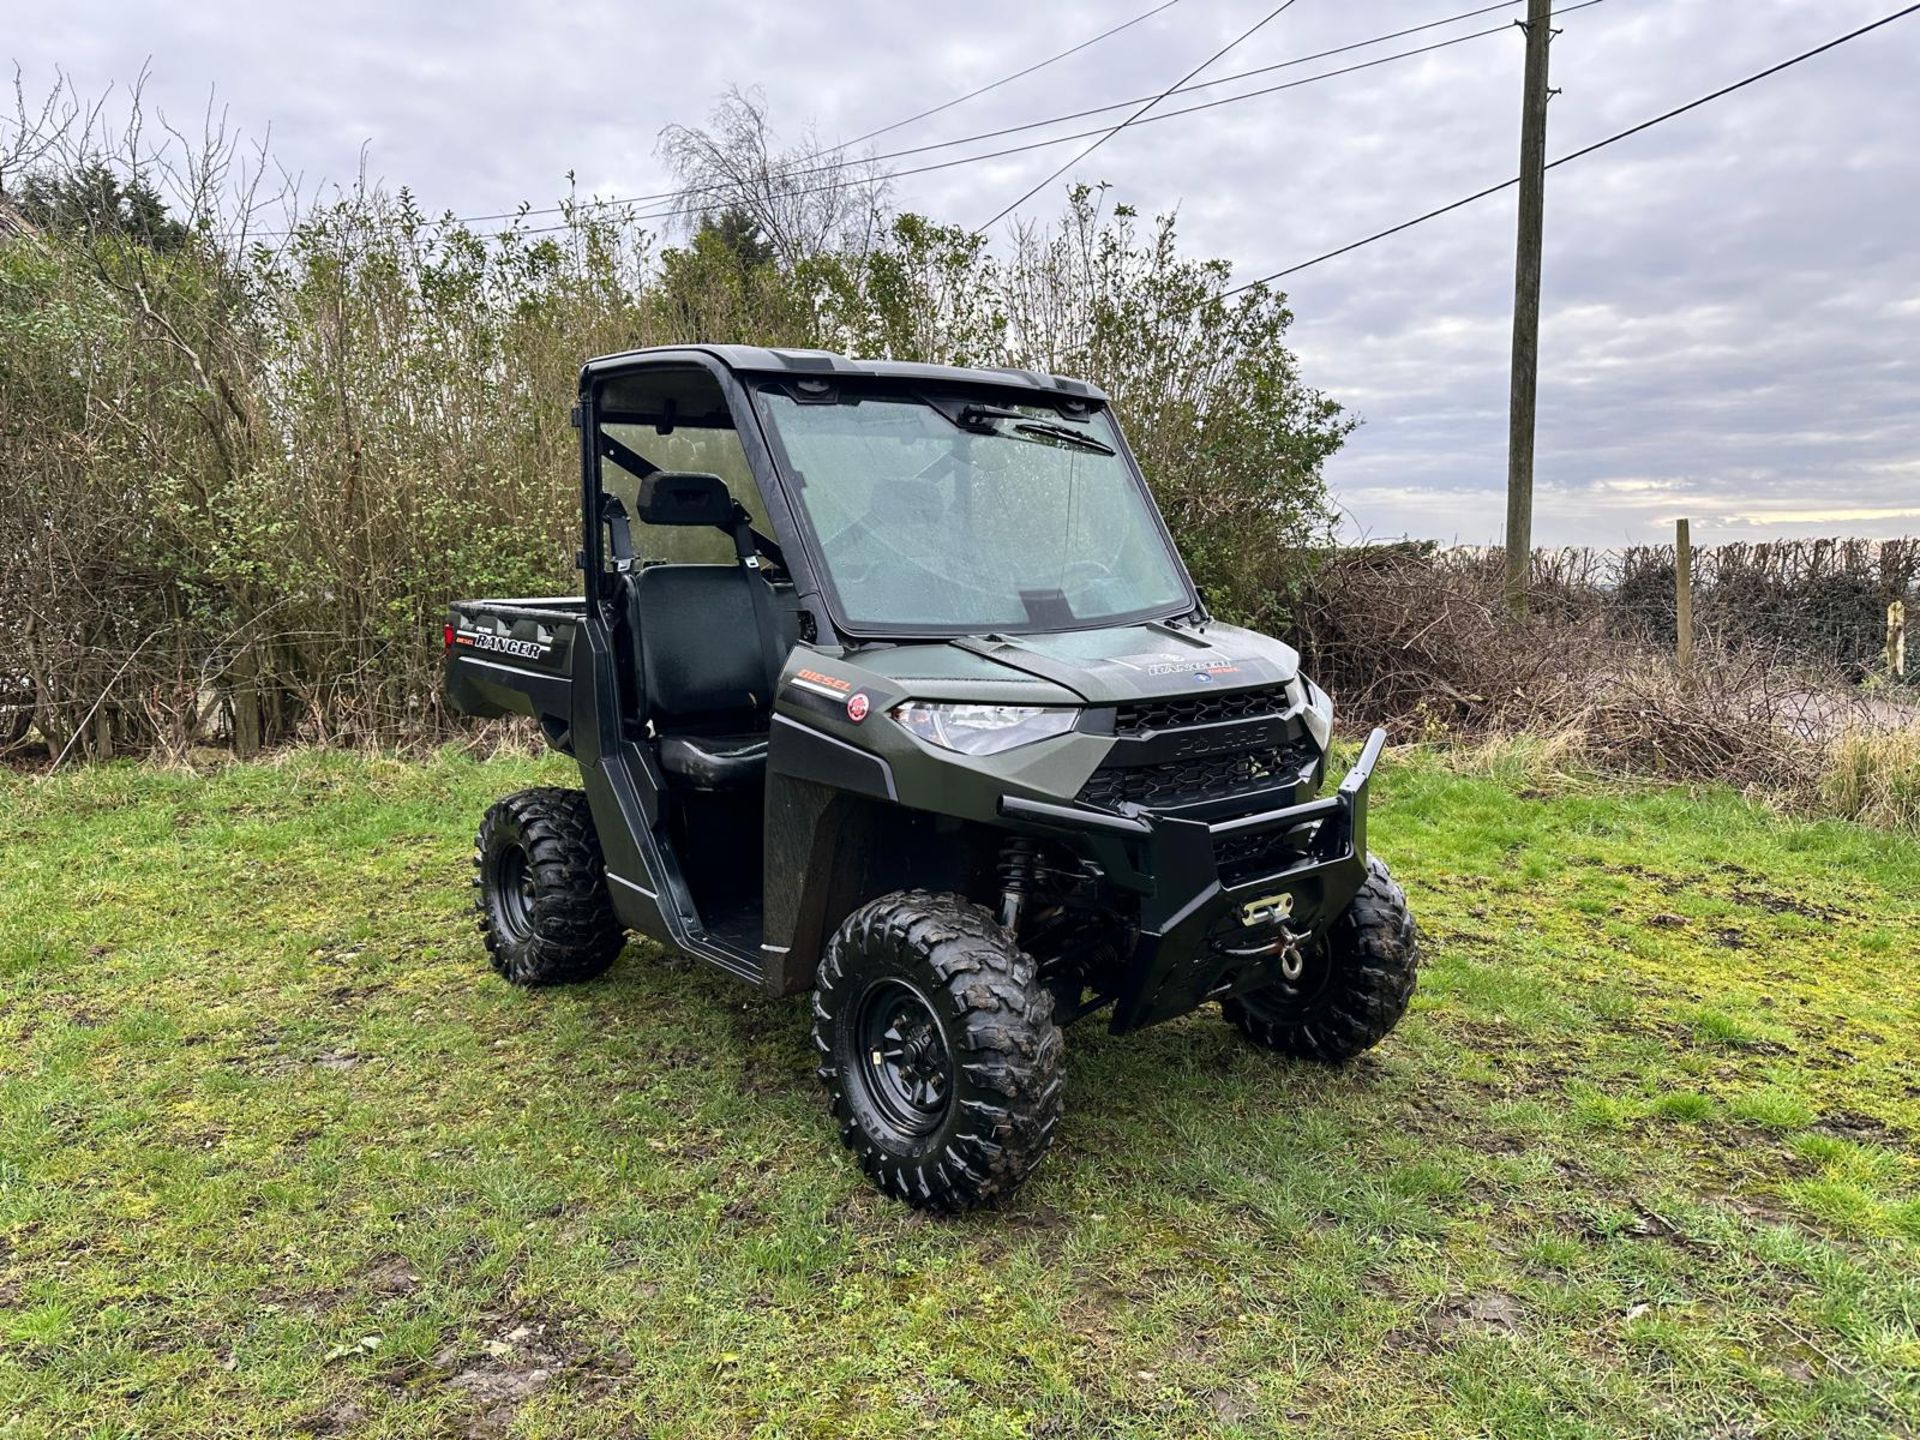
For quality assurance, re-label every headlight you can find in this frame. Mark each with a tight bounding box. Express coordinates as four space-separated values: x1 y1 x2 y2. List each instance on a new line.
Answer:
890 701 1079 755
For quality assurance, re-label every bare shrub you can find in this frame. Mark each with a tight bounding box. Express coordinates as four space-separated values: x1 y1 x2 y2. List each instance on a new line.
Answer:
1616 537 1918 677
1572 650 1831 795
1293 542 1901 806
1292 543 1603 738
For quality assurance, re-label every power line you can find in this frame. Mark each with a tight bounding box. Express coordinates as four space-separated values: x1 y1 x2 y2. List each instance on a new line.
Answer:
975 0 1302 233
409 1 1191 232
756 10 1601 189
836 0 1189 150
489 0 1558 226
245 5 1186 241
253 1 1586 239
1220 1 1920 296
867 0 1599 162
632 18 1581 222
268 10 1567 243
493 16 1565 240
1159 0 1549 94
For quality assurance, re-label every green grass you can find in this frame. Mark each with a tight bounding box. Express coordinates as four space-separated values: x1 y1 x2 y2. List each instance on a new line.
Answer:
2 749 1917 1438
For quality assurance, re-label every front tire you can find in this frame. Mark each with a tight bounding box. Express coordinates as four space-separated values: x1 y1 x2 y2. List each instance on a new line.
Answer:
813 891 1064 1212
474 788 624 985
1223 856 1418 1062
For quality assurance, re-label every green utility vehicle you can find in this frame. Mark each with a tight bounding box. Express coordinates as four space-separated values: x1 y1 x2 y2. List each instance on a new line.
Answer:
446 345 1418 1211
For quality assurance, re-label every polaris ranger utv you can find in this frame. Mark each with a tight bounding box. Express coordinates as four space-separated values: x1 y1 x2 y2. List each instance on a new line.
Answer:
446 345 1418 1212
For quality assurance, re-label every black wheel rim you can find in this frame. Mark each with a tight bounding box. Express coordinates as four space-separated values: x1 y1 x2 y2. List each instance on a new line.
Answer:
1227 927 1334 1022
495 841 537 942
853 978 954 1139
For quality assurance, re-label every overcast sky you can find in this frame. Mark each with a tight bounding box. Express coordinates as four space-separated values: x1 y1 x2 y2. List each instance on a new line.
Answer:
10 0 1918 546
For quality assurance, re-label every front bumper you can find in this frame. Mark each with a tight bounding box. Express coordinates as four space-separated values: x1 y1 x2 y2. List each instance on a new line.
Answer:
1001 727 1386 1032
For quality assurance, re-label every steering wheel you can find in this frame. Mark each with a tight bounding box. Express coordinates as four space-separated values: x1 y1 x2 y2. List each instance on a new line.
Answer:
1060 559 1119 593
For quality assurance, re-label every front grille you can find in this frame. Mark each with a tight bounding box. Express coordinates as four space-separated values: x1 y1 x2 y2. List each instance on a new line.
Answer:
1213 825 1316 887
1077 739 1314 812
1114 683 1290 737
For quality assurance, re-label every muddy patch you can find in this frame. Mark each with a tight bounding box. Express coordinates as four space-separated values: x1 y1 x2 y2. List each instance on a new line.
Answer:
296 1396 367 1435
447 1355 556 1437
363 1256 422 1297
430 1310 614 1438
1384 1291 1529 1354
1436 1291 1525 1334
1814 1108 1904 1143
1727 885 1846 924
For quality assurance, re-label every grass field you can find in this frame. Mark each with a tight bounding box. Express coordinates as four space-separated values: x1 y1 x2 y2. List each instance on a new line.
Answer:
2 748 1916 1438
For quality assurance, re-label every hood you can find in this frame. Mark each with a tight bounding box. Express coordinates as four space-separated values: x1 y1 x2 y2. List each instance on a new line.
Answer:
847 621 1300 707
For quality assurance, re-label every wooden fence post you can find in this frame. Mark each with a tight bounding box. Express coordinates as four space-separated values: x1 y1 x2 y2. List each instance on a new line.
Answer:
1675 518 1693 673
1891 599 1908 680
231 644 263 759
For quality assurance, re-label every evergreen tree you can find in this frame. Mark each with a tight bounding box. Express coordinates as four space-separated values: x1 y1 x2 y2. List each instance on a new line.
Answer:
15 162 190 250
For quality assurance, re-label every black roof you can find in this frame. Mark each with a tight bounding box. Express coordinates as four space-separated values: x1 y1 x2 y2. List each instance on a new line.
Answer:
581 344 1108 403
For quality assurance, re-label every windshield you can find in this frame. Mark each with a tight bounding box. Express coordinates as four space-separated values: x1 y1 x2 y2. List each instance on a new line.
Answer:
755 387 1194 633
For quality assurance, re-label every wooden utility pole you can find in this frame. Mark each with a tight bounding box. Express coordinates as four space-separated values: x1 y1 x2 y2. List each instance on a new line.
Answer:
1504 0 1554 614
1675 518 1694 673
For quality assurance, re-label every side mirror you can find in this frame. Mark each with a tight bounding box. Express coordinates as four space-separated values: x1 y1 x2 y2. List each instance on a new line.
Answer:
635 471 735 528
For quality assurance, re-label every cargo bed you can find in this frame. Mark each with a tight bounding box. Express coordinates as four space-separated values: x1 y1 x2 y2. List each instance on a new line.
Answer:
445 596 585 748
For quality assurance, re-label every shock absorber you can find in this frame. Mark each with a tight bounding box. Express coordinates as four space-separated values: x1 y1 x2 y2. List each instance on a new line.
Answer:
997 837 1042 936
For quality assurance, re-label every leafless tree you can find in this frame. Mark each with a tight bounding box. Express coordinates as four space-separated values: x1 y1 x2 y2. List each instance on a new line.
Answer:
2 66 91 208
656 86 889 267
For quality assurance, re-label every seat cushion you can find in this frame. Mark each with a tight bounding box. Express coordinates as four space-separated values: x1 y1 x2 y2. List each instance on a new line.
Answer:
658 733 768 790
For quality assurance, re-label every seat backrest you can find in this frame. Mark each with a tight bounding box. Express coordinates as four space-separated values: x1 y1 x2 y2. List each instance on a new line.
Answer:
632 564 771 729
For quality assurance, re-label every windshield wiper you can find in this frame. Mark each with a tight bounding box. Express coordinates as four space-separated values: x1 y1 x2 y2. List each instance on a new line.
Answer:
1009 420 1115 455
953 402 1023 429
933 399 1118 455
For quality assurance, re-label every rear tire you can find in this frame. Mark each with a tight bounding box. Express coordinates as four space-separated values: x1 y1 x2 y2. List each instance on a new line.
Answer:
1223 856 1418 1062
813 890 1064 1212
474 788 624 985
